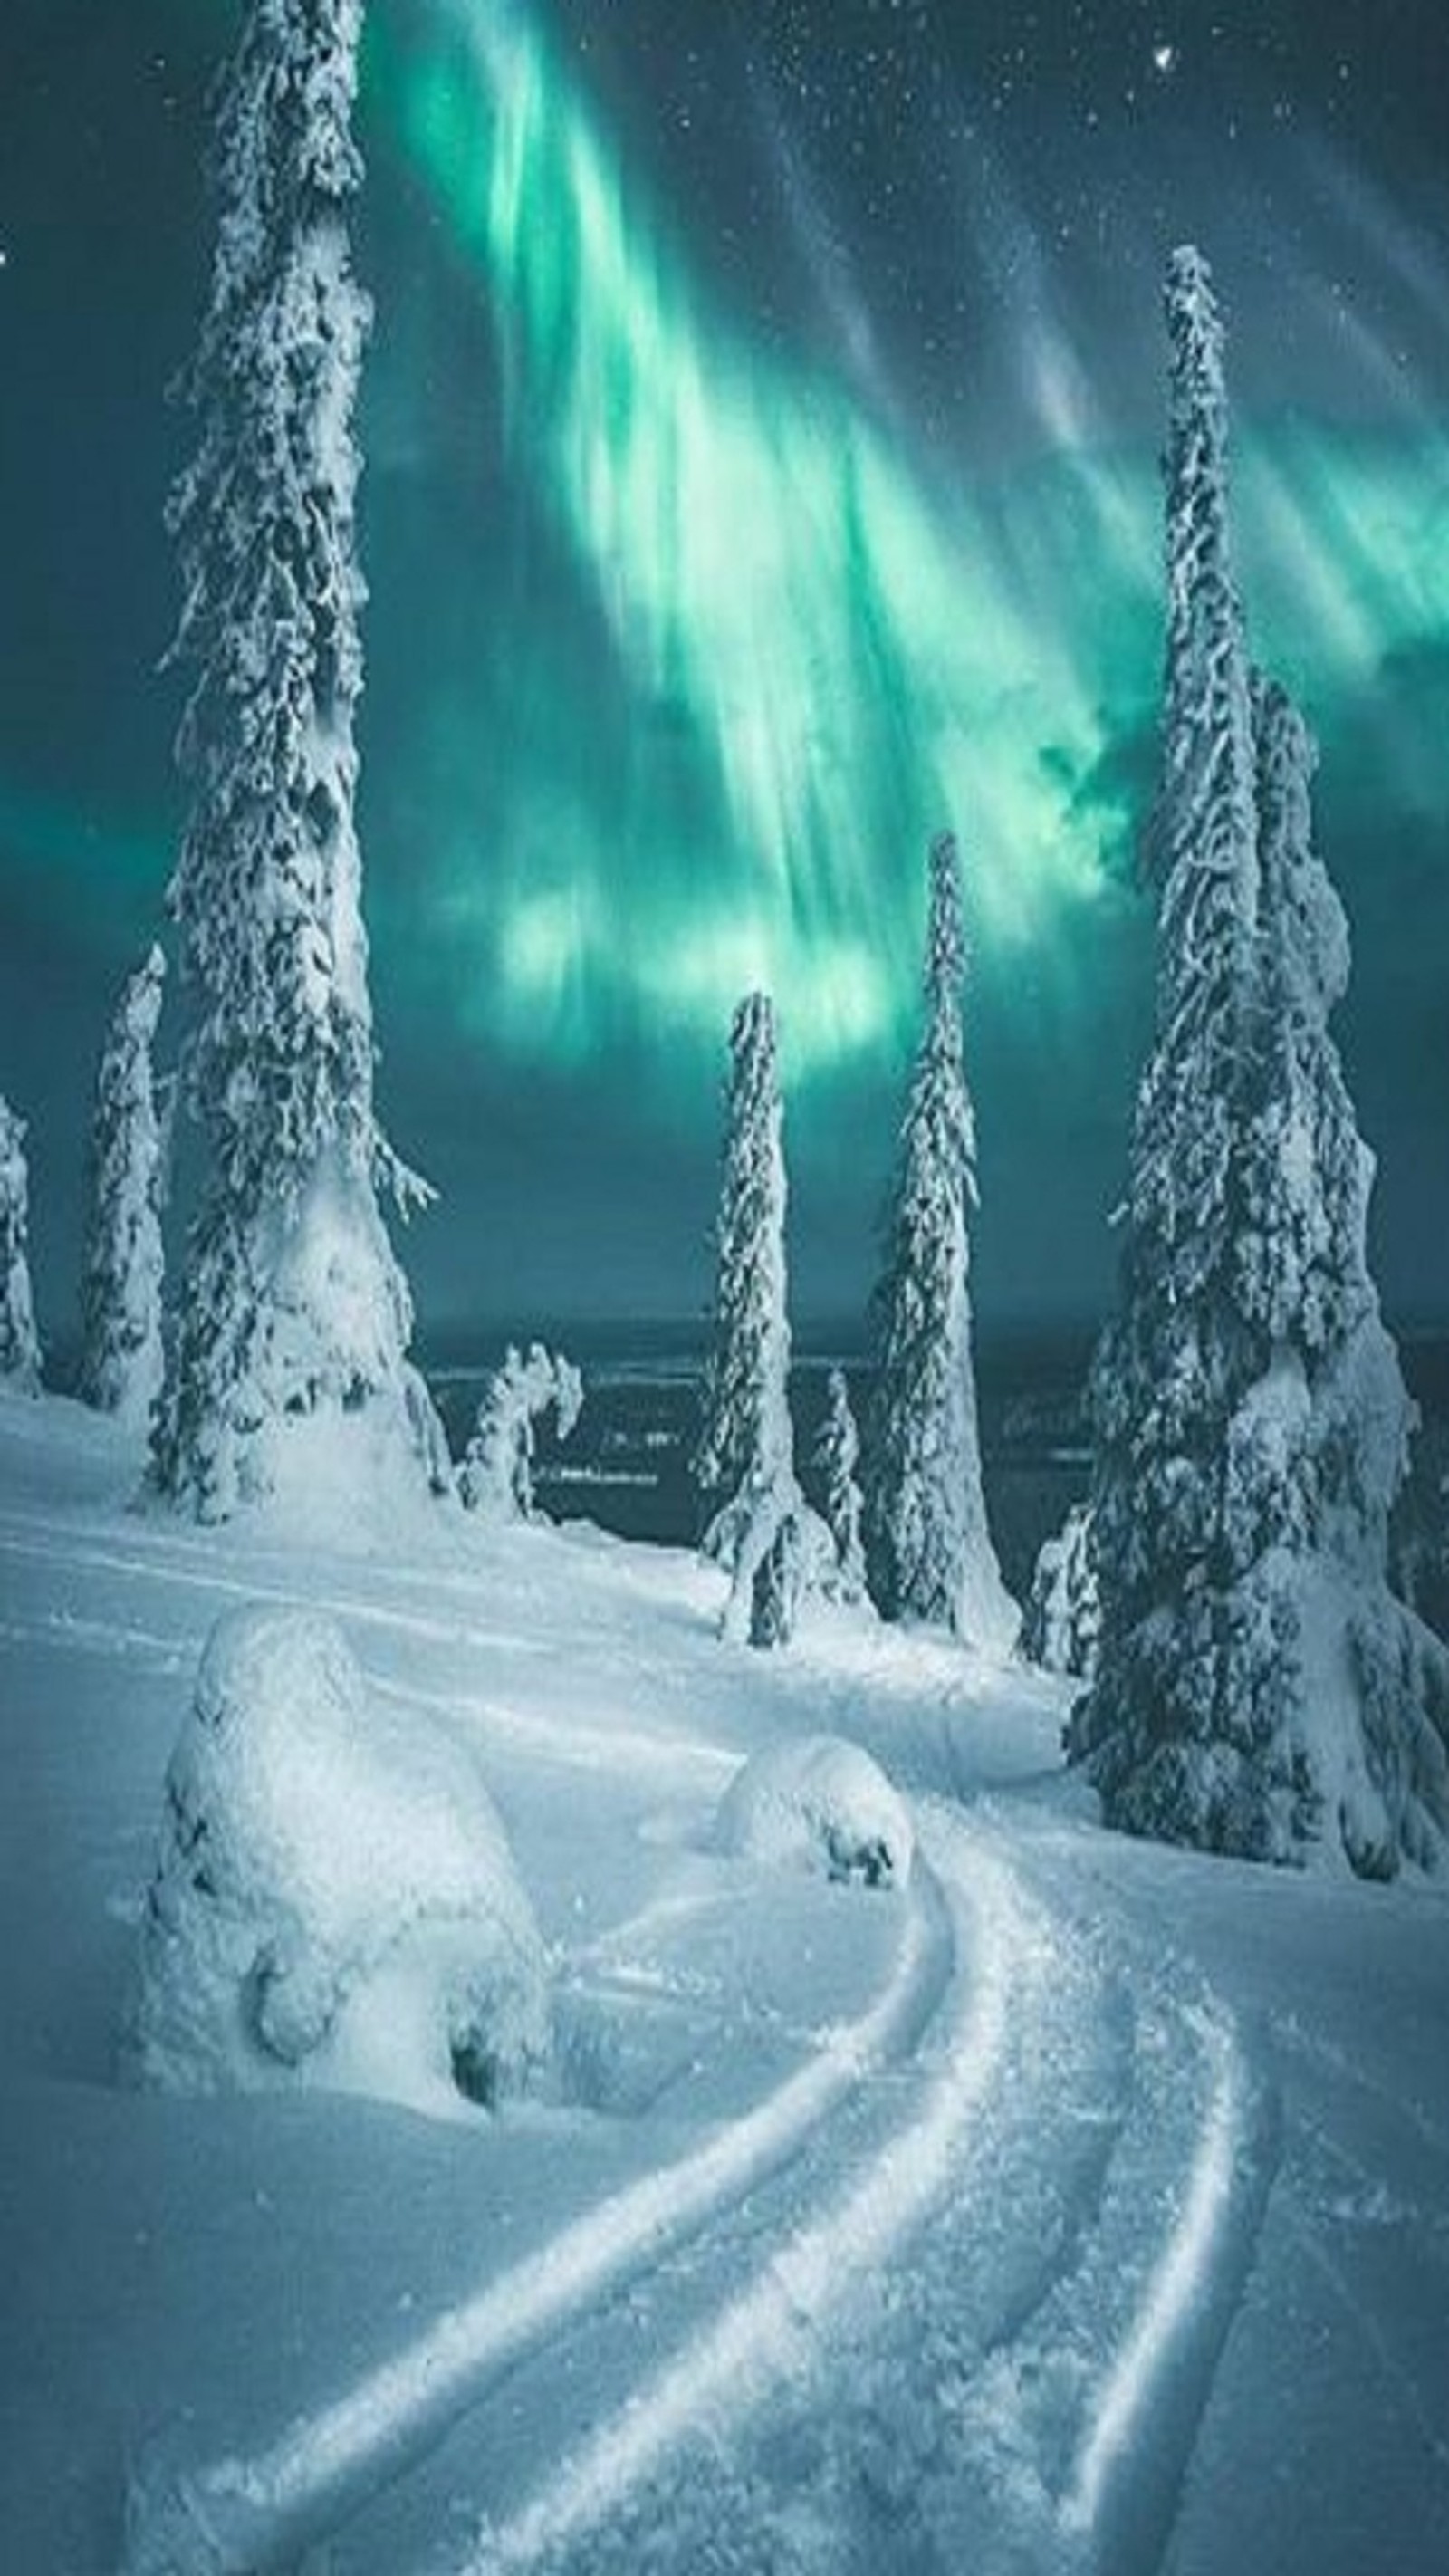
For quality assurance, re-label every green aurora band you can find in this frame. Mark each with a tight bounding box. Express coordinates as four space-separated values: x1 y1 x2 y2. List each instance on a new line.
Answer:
9 0 1446 1117
366 0 1449 1089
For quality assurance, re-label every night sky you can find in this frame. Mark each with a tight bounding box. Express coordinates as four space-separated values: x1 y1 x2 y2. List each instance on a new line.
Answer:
1 0 1446 1341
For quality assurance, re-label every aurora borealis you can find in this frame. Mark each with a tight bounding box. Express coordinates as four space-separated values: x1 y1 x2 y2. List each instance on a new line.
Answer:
2 0 1447 1328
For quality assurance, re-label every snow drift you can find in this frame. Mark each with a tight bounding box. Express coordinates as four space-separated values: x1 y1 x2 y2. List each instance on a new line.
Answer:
125 1604 550 2117
714 1735 914 1889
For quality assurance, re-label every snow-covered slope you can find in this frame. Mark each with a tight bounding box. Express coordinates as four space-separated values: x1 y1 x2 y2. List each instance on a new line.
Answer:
1 1392 1446 2576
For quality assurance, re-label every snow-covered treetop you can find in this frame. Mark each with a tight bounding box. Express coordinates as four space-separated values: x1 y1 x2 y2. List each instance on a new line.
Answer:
924 828 965 1008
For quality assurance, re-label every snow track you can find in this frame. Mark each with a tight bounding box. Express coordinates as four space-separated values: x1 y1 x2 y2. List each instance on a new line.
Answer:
120 1860 955 2576
437 1824 1025 2576
387 1819 1273 2576
120 1808 1274 2576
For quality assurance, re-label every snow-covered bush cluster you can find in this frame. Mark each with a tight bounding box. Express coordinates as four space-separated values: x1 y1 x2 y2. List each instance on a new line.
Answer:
459 1342 582 1520
126 1606 550 2119
714 1736 915 1891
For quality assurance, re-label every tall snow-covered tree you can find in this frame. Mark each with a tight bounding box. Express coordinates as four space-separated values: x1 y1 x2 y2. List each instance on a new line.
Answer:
1069 249 1449 1877
693 994 807 1647
813 1366 866 1603
863 832 1016 1650
694 995 793 1562
151 0 439 1517
79 946 168 1426
0 1097 42 1397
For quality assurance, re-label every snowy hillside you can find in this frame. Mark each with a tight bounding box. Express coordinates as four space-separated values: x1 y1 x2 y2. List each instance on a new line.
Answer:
3 1392 1448 2576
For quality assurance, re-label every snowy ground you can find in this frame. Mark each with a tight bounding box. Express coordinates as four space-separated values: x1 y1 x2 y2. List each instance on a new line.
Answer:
3 1393 1448 2576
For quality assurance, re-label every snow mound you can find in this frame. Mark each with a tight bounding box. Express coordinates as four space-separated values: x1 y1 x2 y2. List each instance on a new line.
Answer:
714 1735 914 1889
125 1605 550 2117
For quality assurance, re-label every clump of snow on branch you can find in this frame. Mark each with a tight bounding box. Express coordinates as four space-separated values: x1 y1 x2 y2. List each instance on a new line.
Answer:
125 1605 551 2118
714 1735 914 1890
458 1343 583 1520
78 946 168 1427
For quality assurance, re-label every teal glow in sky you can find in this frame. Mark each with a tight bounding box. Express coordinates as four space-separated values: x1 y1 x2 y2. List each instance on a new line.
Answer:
374 0 1124 1078
2 0 1447 1326
357 0 1449 1092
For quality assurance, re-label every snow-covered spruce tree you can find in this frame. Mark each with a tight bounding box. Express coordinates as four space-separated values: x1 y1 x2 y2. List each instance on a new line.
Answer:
1068 245 1449 1876
1023 1503 1099 1682
0 1097 42 1397
151 0 440 1517
457 1344 582 1521
692 995 808 1648
813 1366 866 1602
79 946 168 1426
862 832 1016 1650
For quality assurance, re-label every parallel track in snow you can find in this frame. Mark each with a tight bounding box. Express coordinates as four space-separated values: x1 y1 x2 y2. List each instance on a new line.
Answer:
120 1857 958 2576
352 1816 1272 2576
10 1502 1275 2573
122 1802 1272 2576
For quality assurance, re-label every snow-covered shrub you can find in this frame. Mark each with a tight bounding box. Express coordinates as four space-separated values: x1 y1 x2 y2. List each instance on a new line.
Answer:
457 1342 582 1519
126 1606 549 2117
714 1736 915 1890
0 1095 41 1396
1023 1504 1099 1681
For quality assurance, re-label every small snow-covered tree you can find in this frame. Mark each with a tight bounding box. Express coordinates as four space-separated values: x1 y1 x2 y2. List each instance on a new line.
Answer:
79 946 168 1425
152 0 440 1517
1070 245 1449 1877
1023 1504 1099 1681
0 1097 41 1396
813 1367 866 1602
863 832 1016 1650
458 1344 582 1521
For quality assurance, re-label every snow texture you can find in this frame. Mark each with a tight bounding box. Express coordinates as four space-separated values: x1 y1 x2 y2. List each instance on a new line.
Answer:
458 1344 583 1520
864 831 1017 1651
3 1393 1449 2576
152 0 439 1520
78 946 168 1427
126 1603 550 2118
714 1735 915 1889
0 1091 42 1395
1071 246 1449 1879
